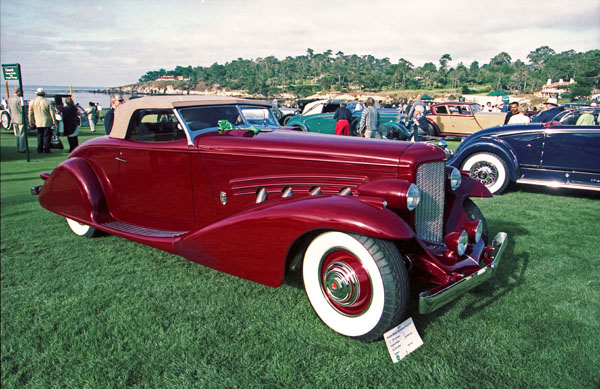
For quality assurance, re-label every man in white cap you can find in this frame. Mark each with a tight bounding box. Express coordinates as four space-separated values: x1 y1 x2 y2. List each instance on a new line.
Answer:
532 97 562 123
28 88 56 153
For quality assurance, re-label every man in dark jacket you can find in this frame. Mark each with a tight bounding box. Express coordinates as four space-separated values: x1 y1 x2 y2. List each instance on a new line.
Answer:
531 98 562 123
503 102 519 125
62 98 80 152
333 102 353 135
104 94 124 134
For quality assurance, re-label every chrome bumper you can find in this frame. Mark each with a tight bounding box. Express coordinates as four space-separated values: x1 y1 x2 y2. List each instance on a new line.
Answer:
419 232 508 314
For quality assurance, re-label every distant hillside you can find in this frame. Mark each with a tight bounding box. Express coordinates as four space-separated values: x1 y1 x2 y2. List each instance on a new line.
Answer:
113 47 599 101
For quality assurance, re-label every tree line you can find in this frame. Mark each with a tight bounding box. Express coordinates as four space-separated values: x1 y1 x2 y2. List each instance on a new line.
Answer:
138 47 599 99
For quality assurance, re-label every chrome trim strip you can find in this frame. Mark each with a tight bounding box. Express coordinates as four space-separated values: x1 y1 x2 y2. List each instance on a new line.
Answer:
516 178 600 192
173 108 194 146
419 232 508 314
101 221 186 238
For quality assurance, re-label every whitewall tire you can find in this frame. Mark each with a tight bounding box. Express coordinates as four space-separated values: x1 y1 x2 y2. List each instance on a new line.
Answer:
302 231 409 342
461 152 509 194
66 218 98 238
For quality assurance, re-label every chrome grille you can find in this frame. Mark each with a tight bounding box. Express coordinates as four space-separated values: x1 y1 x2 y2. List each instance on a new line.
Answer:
415 161 445 243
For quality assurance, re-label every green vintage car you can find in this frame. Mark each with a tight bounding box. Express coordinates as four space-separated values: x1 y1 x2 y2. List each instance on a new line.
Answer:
285 99 410 139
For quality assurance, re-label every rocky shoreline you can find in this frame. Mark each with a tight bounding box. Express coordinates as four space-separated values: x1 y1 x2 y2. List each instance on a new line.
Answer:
104 80 542 107
105 80 425 105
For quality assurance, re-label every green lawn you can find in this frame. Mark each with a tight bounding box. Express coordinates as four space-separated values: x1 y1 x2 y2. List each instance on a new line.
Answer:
1 127 599 387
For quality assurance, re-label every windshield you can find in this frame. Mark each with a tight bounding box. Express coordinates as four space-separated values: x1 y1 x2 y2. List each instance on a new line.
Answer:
178 104 280 133
239 106 280 127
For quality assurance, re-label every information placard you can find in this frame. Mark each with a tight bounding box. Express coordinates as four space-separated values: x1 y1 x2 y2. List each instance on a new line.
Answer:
383 317 423 363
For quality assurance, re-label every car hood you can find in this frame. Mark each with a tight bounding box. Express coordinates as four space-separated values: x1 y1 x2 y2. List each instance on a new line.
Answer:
195 129 446 170
465 123 545 139
454 123 546 155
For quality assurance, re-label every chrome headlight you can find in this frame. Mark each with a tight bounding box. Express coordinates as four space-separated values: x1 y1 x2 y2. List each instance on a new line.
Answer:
456 230 468 255
406 184 421 211
449 167 462 191
444 230 469 256
465 220 483 244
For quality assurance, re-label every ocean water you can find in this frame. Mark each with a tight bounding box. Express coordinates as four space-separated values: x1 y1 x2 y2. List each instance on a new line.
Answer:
2 85 111 109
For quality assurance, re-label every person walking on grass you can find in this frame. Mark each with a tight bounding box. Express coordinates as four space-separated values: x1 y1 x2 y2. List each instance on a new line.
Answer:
8 87 27 153
28 88 56 153
333 101 352 136
359 97 380 138
62 98 80 152
86 102 98 132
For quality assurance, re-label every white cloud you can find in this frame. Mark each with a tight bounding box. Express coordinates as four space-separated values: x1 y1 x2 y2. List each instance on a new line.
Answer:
1 0 598 86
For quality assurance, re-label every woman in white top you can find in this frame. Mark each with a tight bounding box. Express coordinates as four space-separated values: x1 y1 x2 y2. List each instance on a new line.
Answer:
507 102 531 125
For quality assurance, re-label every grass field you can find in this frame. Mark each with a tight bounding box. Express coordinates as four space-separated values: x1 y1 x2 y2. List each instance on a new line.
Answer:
1 126 599 388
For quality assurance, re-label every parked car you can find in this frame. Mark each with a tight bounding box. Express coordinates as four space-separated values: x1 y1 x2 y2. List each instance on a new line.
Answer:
33 95 508 342
286 99 410 139
447 108 600 194
426 102 506 137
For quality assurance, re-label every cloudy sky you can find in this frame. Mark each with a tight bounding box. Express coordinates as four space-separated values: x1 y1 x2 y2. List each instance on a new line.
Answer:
1 0 598 87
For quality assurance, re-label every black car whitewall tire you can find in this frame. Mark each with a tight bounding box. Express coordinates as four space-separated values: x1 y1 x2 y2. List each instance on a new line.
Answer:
461 152 509 194
66 218 98 238
302 231 409 342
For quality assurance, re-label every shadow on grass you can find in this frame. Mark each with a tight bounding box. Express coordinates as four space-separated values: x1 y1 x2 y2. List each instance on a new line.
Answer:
410 220 528 336
503 181 600 199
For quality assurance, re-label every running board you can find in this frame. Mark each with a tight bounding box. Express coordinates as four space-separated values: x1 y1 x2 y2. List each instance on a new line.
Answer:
101 221 187 238
516 179 600 192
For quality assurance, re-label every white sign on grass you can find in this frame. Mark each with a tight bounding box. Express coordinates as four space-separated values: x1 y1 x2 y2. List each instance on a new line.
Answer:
384 317 423 363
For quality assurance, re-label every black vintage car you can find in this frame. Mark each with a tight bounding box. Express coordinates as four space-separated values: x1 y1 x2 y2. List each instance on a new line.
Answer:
447 108 600 194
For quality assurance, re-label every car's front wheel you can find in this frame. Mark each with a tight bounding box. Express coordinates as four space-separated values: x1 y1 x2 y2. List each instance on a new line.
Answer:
302 231 409 342
66 218 98 238
461 152 509 194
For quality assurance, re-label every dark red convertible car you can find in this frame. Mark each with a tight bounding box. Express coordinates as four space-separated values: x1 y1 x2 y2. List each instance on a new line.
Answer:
33 96 508 342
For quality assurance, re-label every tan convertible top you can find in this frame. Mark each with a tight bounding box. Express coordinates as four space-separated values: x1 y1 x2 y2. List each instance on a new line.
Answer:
109 95 270 139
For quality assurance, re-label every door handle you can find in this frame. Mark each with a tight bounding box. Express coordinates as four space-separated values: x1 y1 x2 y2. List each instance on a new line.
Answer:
115 157 128 163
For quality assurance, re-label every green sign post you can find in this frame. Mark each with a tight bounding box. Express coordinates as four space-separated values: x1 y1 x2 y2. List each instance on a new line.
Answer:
2 63 29 161
2 64 21 80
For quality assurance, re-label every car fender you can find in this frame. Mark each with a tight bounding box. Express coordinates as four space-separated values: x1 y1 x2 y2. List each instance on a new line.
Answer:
285 116 309 131
426 117 440 134
448 138 519 183
39 158 108 225
176 195 415 287
380 122 410 140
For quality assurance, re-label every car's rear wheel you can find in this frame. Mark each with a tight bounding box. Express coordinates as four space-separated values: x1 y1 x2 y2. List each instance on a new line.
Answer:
302 231 409 342
461 152 509 194
66 218 98 238
424 121 437 136
1 111 11 130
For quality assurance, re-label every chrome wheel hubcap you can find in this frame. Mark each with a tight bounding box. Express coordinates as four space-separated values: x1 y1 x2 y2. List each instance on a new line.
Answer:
323 261 360 307
471 162 497 186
